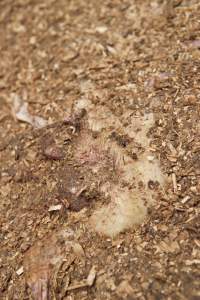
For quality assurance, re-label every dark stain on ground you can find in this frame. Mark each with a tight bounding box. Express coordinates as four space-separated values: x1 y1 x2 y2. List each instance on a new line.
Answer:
109 131 132 148
56 165 99 212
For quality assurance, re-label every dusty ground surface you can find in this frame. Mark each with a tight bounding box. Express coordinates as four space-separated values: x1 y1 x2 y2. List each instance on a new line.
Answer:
0 0 200 299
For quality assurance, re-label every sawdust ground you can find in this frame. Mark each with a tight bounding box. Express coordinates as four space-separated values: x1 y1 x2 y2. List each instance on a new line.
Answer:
0 0 200 299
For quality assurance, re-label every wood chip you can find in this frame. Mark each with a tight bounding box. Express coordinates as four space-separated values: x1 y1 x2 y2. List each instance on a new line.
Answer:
172 173 177 193
48 204 62 212
181 195 191 204
86 266 96 286
185 259 200 266
16 266 24 276
194 240 200 248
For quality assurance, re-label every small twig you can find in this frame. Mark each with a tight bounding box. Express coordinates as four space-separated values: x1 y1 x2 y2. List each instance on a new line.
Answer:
65 266 96 292
66 281 88 291
75 185 87 197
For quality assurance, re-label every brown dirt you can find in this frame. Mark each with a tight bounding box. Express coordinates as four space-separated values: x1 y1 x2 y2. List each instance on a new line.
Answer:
0 0 200 299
